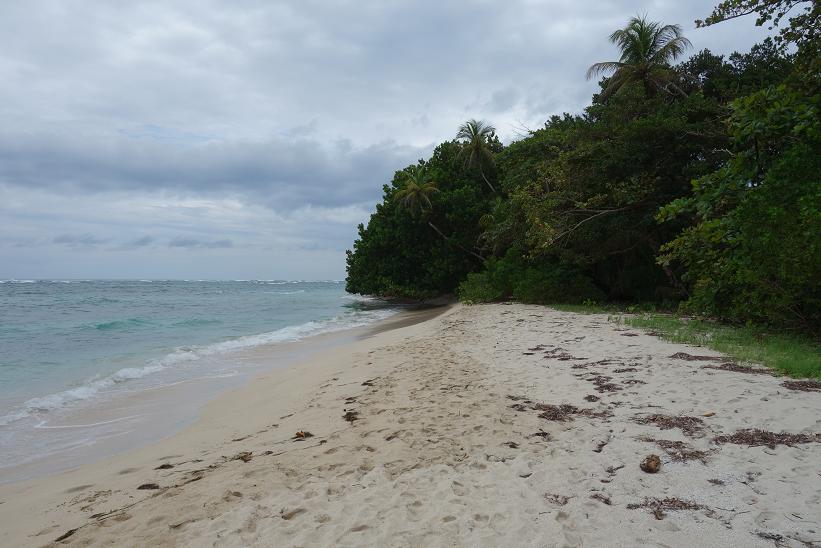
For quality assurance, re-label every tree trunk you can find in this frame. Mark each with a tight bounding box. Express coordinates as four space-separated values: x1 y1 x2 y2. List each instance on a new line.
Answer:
480 168 497 194
427 221 485 262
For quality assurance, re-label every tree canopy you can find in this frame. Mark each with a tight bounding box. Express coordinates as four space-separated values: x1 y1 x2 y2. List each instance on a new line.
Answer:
346 8 820 334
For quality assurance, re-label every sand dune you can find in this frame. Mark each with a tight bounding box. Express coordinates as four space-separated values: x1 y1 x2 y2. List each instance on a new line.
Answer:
1 303 819 547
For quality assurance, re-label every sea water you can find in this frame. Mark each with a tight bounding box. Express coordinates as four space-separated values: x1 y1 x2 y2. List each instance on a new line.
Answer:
0 280 397 480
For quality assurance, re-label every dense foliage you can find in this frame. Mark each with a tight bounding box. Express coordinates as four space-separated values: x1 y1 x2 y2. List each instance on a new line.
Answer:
346 4 819 334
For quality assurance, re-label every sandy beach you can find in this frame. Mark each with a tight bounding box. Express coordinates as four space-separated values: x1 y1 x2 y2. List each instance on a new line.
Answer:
1 303 819 547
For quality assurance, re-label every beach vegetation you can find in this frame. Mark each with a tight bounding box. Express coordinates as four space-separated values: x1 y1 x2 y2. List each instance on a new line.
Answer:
346 2 820 340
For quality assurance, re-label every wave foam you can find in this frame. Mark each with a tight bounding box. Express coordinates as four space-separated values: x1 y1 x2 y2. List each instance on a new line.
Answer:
0 307 397 426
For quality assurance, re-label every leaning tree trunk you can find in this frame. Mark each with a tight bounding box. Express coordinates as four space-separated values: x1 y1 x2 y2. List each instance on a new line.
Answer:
427 221 485 262
479 168 497 194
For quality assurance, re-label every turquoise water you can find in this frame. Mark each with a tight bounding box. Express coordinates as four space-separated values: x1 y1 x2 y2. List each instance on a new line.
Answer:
0 280 396 476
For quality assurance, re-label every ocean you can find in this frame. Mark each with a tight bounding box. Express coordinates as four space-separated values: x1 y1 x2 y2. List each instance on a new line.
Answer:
0 280 398 481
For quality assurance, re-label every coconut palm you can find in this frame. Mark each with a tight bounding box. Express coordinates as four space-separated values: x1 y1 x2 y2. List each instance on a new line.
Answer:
586 15 692 100
456 119 498 193
394 165 439 219
394 165 484 262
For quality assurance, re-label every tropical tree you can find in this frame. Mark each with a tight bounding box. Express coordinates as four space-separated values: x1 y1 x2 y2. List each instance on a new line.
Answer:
395 165 485 262
394 165 438 219
456 119 498 193
587 15 692 100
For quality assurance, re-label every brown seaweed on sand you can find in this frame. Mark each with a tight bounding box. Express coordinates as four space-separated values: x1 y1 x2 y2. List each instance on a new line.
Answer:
627 497 704 520
590 492 612 505
544 493 570 505
702 362 774 375
634 414 705 437
292 431 314 440
343 410 360 423
712 429 821 449
781 380 821 392
535 403 611 422
669 352 723 361
588 375 622 393
641 438 711 462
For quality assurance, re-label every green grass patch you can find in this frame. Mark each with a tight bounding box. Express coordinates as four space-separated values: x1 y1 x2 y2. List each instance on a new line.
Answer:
549 303 621 314
619 313 820 378
549 302 666 315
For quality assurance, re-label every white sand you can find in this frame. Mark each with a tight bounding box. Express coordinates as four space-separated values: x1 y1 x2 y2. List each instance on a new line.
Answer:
1 303 819 547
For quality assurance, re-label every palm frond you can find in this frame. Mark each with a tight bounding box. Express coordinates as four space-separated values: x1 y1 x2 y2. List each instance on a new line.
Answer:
586 61 626 79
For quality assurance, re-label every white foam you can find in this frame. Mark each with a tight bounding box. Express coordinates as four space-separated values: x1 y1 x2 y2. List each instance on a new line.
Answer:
0 307 398 426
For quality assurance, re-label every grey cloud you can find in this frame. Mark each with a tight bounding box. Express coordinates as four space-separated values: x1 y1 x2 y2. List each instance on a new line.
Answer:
53 233 108 246
127 235 155 247
168 237 233 249
0 1 773 279
486 88 521 113
0 131 428 210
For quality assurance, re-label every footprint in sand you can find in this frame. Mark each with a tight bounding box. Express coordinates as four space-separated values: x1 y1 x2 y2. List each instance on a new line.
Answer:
64 484 94 494
280 507 306 520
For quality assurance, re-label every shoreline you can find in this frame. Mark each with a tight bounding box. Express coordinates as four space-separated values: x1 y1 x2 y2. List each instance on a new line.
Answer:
0 305 448 485
1 303 819 547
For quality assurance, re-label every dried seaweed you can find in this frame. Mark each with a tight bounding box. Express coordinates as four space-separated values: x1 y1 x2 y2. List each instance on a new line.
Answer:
584 394 600 402
702 362 774 375
642 438 710 462
613 367 638 373
539 347 586 361
535 403 611 422
669 352 723 361
605 464 624 476
782 380 821 392
712 429 821 449
627 497 704 520
544 493 569 505
634 414 705 436
590 492 612 505
588 375 622 393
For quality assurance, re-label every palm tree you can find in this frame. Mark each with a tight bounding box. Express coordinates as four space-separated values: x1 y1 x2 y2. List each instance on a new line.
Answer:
394 165 439 219
586 15 692 100
394 165 484 262
456 119 498 193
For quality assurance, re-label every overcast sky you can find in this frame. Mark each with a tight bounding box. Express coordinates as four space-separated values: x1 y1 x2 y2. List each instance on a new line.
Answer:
0 1 770 280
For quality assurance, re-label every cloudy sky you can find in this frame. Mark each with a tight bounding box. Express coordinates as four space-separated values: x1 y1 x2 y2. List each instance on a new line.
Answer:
0 1 770 280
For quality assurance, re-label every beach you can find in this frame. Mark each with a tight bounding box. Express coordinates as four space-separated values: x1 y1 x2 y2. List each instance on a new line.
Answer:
1 303 819 547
